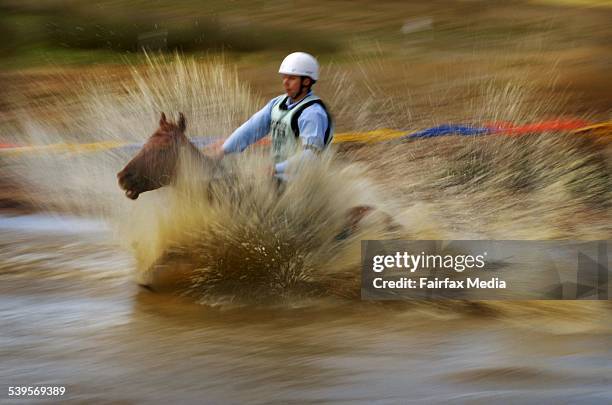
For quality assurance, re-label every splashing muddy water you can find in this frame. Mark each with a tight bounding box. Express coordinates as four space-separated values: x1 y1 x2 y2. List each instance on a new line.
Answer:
1 55 611 401
1 213 611 402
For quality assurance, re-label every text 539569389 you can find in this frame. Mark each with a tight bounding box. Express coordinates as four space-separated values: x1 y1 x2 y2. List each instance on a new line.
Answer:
8 386 66 397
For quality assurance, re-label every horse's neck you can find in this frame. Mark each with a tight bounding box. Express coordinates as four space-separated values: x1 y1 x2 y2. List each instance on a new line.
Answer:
180 138 217 174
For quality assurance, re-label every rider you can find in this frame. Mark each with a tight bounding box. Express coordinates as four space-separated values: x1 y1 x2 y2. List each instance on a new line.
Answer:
209 52 333 181
208 53 386 238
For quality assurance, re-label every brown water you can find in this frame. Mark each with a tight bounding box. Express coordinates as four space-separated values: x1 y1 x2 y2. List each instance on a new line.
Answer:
1 213 611 404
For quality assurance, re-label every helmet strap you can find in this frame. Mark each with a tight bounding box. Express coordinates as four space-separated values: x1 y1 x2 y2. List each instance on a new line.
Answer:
297 77 312 99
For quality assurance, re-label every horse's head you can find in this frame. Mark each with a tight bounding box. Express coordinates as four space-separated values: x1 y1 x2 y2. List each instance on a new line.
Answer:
117 112 188 200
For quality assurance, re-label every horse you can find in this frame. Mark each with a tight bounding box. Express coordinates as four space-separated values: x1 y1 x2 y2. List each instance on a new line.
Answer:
117 112 220 200
117 112 386 235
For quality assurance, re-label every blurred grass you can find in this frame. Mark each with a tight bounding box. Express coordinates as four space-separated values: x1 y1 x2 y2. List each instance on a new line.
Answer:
0 0 610 127
1 0 599 69
43 15 338 54
0 0 340 69
442 134 610 207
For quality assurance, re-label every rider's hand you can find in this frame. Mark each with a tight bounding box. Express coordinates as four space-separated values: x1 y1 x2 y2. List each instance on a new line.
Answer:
204 139 226 161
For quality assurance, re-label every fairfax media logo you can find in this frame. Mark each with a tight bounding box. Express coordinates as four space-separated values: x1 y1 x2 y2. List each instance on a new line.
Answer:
361 240 610 300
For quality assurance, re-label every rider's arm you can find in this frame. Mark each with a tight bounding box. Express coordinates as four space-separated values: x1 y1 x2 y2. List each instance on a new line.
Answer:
222 96 282 154
274 104 328 175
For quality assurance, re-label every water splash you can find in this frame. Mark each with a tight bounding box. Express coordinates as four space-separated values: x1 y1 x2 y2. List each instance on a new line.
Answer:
2 53 609 305
3 54 412 304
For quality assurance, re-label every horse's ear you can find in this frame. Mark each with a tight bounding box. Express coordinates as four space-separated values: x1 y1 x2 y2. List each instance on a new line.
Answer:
159 112 167 127
178 112 186 132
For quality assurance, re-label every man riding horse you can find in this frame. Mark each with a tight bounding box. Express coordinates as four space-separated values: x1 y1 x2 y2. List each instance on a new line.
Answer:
117 52 377 238
208 52 333 184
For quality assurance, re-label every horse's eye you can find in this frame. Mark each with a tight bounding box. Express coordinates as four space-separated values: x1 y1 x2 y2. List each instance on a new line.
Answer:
158 136 174 146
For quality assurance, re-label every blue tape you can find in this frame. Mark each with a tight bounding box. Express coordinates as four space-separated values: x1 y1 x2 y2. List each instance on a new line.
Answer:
403 125 491 139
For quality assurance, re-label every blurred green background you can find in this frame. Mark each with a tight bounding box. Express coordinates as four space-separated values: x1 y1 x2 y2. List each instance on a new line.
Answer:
1 0 610 68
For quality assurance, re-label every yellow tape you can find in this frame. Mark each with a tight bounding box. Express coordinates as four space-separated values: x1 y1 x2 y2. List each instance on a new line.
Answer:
1 129 409 155
1 141 128 156
2 123 607 156
332 128 407 143
572 122 612 135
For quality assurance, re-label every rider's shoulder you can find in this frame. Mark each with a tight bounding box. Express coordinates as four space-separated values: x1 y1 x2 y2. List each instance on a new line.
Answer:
261 95 286 116
270 94 287 107
302 98 329 116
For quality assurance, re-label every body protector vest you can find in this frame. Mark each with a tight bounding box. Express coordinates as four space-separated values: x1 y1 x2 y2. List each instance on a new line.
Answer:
270 94 333 164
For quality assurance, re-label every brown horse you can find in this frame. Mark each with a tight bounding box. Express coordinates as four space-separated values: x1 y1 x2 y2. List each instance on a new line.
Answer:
117 112 391 236
117 112 219 200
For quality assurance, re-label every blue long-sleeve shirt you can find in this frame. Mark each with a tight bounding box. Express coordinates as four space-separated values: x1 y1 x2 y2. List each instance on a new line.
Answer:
222 92 329 174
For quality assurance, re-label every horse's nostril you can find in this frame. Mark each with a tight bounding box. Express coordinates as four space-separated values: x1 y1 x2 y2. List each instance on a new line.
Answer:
117 171 134 191
118 171 133 183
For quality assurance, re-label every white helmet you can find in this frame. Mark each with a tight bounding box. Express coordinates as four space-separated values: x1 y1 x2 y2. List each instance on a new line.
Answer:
278 52 319 81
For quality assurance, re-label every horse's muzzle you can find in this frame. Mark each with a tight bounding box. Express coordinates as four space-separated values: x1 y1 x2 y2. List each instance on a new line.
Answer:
117 169 140 200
